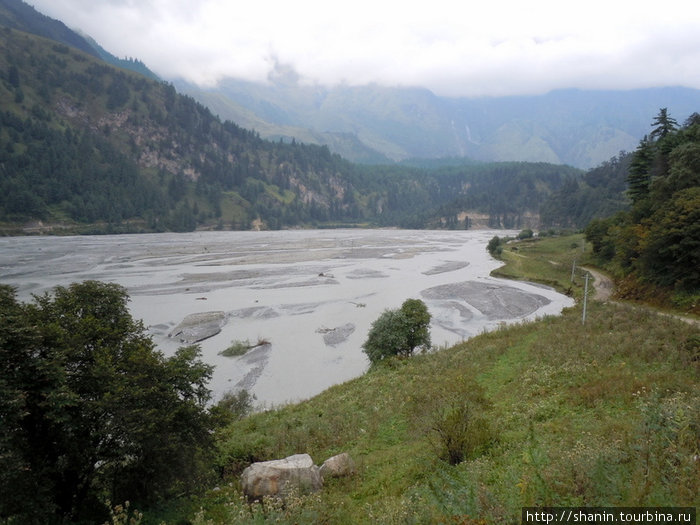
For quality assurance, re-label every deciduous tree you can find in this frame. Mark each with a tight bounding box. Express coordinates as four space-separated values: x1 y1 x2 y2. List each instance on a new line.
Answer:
362 299 431 365
0 281 214 523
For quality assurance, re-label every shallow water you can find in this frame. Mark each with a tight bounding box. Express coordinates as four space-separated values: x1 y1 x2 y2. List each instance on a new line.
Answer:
0 230 574 405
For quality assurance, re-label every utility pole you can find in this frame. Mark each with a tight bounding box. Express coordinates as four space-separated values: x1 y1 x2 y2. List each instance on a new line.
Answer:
571 260 576 282
582 272 590 325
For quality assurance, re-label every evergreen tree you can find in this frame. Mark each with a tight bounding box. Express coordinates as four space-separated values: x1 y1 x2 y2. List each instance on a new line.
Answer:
627 136 654 204
649 107 679 141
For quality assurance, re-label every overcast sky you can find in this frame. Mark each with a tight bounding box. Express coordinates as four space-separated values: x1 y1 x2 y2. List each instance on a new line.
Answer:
28 0 700 98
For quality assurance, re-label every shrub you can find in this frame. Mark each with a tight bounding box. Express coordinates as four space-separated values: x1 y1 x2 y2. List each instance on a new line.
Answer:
413 376 494 465
211 389 256 427
517 228 534 240
487 235 503 257
362 299 431 365
219 338 270 357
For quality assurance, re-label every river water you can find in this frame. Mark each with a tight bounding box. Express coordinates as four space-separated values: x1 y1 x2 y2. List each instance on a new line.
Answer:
0 229 573 406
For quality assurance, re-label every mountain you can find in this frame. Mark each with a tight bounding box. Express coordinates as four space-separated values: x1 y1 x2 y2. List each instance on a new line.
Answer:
178 73 700 169
0 0 159 80
0 15 583 233
0 0 98 57
81 34 160 82
0 26 365 232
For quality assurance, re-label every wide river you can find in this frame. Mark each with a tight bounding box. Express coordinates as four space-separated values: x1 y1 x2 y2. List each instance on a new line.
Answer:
0 229 573 406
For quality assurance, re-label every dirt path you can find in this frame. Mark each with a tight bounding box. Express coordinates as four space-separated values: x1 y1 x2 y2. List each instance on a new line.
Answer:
582 266 699 327
581 267 614 302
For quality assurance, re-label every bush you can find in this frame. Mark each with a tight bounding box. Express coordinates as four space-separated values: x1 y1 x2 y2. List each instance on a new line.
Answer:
210 389 256 427
517 228 534 240
413 376 494 465
218 338 269 357
487 235 502 257
362 299 431 365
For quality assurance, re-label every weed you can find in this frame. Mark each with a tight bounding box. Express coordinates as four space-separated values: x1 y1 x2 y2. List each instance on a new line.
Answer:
219 338 270 357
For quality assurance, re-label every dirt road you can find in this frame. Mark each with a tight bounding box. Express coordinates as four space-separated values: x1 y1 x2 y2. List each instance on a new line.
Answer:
583 266 699 327
582 267 614 302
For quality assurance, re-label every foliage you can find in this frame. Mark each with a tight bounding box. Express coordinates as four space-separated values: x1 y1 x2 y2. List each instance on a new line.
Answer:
429 162 583 229
487 235 503 257
639 187 700 289
362 298 431 364
517 228 534 240
190 487 325 525
210 389 256 428
219 339 255 357
0 281 215 523
489 233 587 298
540 151 632 228
198 298 698 523
102 501 143 525
412 376 494 465
584 109 700 299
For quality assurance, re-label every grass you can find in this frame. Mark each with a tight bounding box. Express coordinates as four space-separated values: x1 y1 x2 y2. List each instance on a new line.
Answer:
218 338 270 357
148 234 699 524
491 233 588 299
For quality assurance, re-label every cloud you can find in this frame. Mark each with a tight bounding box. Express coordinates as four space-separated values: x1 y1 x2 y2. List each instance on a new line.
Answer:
28 0 700 97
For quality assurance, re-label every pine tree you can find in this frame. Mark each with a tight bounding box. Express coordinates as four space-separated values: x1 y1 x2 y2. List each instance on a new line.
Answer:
627 135 654 204
649 107 679 141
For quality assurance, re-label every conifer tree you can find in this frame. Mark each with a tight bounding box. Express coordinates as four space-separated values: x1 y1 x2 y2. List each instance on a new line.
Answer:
627 135 654 204
649 107 679 141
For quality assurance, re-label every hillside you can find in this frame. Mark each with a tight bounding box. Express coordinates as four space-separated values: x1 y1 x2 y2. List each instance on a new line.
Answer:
0 27 369 232
584 110 700 309
178 73 700 168
0 0 159 79
0 24 590 233
0 0 98 58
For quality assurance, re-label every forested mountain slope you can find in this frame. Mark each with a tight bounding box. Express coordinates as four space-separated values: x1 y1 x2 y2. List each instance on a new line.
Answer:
0 0 97 58
0 27 362 231
0 0 158 79
0 25 588 233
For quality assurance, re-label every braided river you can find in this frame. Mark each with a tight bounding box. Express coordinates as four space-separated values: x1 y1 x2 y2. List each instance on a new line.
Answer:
0 229 574 406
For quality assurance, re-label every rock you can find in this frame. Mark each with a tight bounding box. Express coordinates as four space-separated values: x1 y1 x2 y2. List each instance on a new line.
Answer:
168 311 226 343
316 323 356 346
320 452 356 480
240 453 323 500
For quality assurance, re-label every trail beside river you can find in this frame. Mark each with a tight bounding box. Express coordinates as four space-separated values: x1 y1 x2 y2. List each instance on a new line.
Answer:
583 266 699 327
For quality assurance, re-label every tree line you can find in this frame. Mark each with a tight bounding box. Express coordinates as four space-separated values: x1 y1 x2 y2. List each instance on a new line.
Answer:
585 109 700 300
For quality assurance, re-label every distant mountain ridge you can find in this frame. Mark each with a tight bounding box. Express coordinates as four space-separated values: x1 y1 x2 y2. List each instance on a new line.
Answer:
9 0 698 170
177 75 700 169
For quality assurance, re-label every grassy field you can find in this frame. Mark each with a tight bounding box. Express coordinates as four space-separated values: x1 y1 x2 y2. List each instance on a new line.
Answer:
150 234 699 524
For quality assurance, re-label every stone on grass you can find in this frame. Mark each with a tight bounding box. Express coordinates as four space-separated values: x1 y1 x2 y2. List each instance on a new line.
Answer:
240 453 322 500
320 452 356 480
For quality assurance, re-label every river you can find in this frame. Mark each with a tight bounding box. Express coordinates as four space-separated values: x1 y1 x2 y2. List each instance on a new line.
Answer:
0 229 574 406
